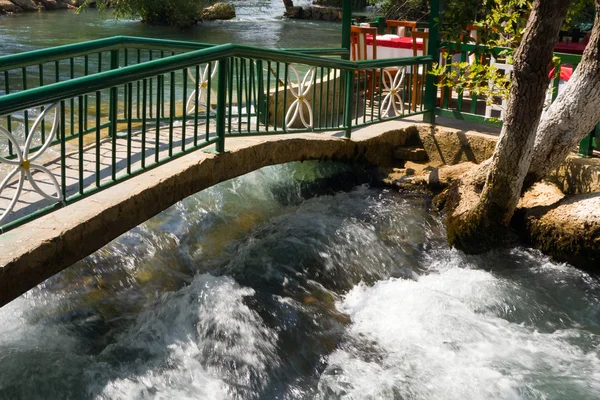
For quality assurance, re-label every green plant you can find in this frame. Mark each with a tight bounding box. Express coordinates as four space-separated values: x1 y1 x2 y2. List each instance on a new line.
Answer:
431 0 532 116
80 0 212 27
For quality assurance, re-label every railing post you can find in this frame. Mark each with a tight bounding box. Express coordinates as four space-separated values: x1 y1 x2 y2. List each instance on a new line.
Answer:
343 69 353 138
109 49 119 138
578 125 597 157
215 57 228 153
341 0 352 60
375 16 386 35
423 0 443 123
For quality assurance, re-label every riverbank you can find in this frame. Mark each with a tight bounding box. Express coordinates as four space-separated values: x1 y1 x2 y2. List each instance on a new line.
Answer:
0 0 81 13
381 122 600 270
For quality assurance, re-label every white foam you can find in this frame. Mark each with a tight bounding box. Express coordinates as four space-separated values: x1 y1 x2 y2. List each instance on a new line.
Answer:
319 266 600 399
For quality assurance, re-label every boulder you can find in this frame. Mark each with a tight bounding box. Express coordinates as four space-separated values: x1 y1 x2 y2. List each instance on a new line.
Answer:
58 0 83 4
40 0 70 9
199 2 235 21
11 0 43 11
0 0 23 13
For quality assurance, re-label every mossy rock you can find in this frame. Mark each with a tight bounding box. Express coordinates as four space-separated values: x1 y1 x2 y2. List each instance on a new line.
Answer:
199 2 235 20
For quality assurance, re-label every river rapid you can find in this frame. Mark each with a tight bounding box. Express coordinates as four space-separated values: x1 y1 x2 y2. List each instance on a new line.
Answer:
0 161 600 399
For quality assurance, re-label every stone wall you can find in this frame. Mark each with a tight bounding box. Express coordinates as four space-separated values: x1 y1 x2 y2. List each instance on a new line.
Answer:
284 5 342 22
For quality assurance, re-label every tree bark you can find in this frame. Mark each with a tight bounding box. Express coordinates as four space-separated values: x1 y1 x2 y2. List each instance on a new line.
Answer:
445 0 572 253
525 0 600 186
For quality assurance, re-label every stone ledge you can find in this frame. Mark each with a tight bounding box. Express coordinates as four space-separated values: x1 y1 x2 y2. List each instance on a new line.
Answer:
517 192 600 269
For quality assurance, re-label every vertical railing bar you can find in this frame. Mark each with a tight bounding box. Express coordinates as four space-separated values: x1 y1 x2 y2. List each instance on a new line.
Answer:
216 57 228 153
169 71 175 157
265 61 271 132
149 50 154 119
161 51 166 118
470 56 478 114
227 60 234 134
252 59 258 131
38 64 46 143
311 66 318 129
155 74 161 164
325 67 331 128
246 58 252 132
282 63 289 132
95 91 101 188
70 59 74 137
182 68 187 152
22 67 29 138
249 59 255 132
137 49 141 119
274 62 280 130
60 101 67 199
78 95 84 194
372 69 379 121
338 69 344 126
362 69 367 124
236 58 242 134
206 62 212 142
142 79 147 169
127 82 133 174
84 55 89 131
354 71 360 125
343 69 353 138
456 51 466 111
318 67 324 129
377 68 382 120
4 71 13 156
332 68 339 128
194 64 200 146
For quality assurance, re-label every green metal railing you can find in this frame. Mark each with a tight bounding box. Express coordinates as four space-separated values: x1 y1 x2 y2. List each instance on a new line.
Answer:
435 41 597 156
0 36 432 233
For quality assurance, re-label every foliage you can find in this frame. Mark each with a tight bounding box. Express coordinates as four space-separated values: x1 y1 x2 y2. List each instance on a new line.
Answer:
430 0 532 117
80 0 212 27
372 0 429 21
564 0 595 31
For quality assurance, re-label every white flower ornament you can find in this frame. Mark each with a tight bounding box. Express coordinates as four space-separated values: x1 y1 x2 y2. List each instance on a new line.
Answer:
0 102 63 224
285 65 316 129
186 62 219 115
380 67 406 118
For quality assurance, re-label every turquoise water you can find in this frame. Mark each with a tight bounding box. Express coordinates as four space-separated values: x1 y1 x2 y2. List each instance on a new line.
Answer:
0 7 342 56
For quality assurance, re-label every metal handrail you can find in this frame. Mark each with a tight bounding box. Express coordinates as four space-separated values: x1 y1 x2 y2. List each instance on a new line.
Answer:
0 42 431 116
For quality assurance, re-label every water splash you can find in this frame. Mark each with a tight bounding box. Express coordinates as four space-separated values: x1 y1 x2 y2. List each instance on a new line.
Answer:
1 161 600 399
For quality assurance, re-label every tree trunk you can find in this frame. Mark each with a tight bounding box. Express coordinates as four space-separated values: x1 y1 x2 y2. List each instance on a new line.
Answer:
445 0 572 253
525 0 600 186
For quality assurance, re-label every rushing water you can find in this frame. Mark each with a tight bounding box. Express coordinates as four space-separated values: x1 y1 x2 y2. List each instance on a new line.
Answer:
2 9 600 400
1 161 600 399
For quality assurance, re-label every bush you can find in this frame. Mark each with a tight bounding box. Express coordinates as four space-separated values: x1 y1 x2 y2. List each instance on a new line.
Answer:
83 0 213 27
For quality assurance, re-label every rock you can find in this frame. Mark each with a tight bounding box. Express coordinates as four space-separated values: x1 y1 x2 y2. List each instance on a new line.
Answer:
394 146 428 162
283 6 302 18
199 2 235 21
0 0 23 13
519 192 600 269
11 0 43 11
40 0 69 9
